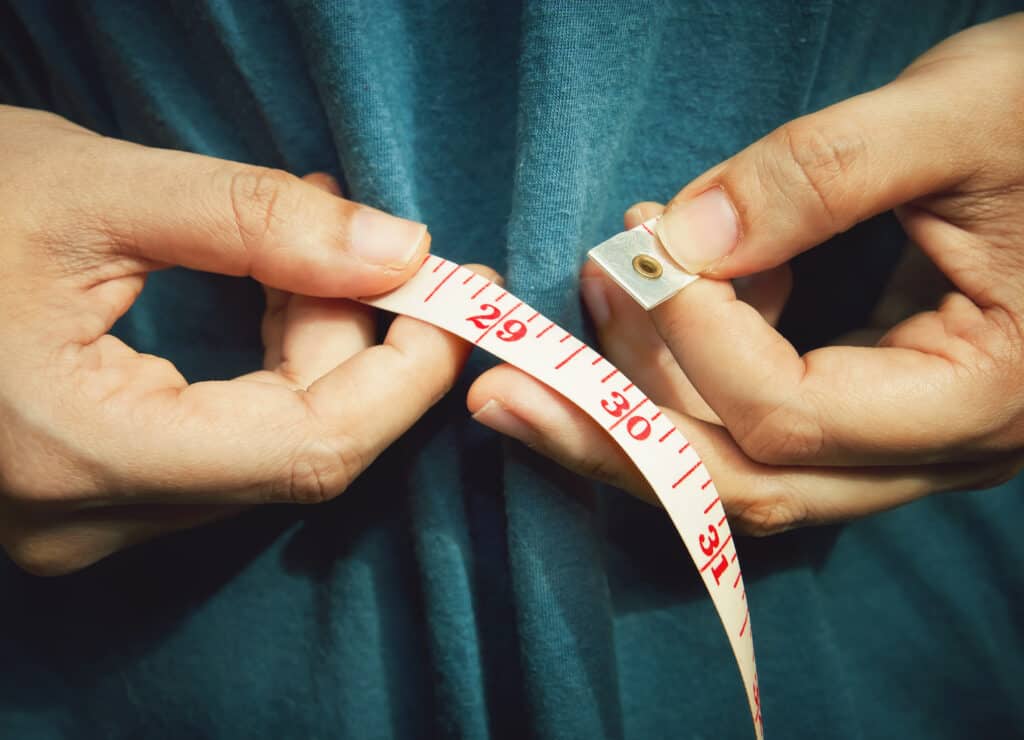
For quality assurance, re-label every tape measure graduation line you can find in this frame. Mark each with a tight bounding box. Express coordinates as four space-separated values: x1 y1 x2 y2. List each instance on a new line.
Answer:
360 221 763 739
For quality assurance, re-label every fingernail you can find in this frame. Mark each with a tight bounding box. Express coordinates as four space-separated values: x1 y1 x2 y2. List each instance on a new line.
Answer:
580 277 611 327
656 187 739 274
349 207 427 267
472 400 535 443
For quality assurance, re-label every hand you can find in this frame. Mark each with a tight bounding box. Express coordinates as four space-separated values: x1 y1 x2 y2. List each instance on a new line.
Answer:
468 14 1024 534
0 106 484 575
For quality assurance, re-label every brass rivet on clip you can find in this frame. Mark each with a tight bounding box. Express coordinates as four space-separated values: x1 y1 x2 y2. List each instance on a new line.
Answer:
631 254 663 279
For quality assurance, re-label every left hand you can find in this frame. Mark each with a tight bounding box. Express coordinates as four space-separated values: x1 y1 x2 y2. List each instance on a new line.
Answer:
467 13 1024 534
0 104 488 575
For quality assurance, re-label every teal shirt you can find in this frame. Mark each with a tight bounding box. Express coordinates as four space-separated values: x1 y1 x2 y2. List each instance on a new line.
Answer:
2 2 1023 738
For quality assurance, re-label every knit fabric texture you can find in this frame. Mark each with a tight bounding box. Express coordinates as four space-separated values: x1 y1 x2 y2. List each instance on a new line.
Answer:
1 1 1023 738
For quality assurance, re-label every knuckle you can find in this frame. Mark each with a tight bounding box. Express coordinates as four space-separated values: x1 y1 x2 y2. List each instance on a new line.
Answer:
732 494 807 537
736 402 826 465
283 435 364 505
770 120 864 232
730 478 809 536
227 165 296 254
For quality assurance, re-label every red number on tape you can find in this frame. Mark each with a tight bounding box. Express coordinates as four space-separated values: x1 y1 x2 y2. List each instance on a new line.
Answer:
601 392 630 417
699 524 720 556
466 304 501 329
711 554 730 585
627 416 652 440
496 319 527 342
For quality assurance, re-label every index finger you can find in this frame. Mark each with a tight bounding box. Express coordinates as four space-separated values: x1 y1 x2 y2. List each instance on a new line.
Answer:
650 278 1008 466
87 305 483 505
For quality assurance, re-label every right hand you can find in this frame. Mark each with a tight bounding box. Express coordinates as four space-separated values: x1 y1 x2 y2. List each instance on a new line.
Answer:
469 15 1024 533
0 106 481 575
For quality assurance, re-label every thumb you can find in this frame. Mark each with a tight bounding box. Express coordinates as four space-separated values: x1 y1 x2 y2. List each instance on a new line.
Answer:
93 143 428 297
655 73 970 278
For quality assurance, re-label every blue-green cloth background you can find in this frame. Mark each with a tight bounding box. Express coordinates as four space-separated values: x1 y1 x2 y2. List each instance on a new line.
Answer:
2 1 1023 738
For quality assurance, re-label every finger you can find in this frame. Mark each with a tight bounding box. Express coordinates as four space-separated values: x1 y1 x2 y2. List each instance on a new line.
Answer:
256 260 500 389
302 171 343 196
87 265 502 505
260 285 289 370
468 363 658 505
466 364 1017 534
584 202 788 421
80 142 430 298
256 171 375 384
92 318 464 505
580 259 719 423
621 200 793 326
5 504 242 577
624 201 665 229
732 264 792 327
653 73 975 278
650 277 1011 465
249 296 375 388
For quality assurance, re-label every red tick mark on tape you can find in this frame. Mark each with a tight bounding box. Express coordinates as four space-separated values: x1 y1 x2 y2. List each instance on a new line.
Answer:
527 311 539 323
718 514 728 527
432 258 445 273
703 497 720 515
559 333 571 343
462 273 476 285
740 610 749 637
701 478 713 490
733 571 742 589
471 283 489 300
555 344 585 370
537 323 554 339
678 443 690 455
600 369 619 383
494 291 507 303
424 264 460 303
591 355 604 366
640 222 655 236
658 428 675 443
672 461 702 488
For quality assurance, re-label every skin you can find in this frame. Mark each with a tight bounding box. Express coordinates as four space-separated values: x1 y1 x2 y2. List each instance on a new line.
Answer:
0 105 497 575
3 14 1022 574
469 14 1024 535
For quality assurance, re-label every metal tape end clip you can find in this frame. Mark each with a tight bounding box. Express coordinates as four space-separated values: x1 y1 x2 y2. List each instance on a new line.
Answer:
587 219 699 310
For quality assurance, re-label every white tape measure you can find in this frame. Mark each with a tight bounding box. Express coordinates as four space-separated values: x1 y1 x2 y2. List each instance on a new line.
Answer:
360 220 763 739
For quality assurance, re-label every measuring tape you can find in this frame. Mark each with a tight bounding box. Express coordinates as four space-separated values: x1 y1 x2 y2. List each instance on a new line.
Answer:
360 220 763 739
